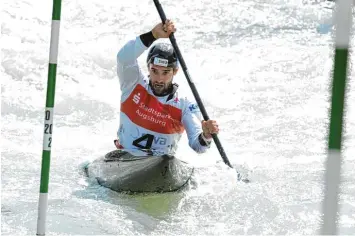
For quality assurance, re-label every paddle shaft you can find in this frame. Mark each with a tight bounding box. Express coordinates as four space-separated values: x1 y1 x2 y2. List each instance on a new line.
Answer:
152 0 232 168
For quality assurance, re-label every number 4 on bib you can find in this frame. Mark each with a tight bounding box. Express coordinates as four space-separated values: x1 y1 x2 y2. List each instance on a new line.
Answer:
132 134 154 149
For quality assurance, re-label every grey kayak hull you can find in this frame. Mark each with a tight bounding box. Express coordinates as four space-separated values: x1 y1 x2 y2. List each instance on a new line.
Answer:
85 150 194 193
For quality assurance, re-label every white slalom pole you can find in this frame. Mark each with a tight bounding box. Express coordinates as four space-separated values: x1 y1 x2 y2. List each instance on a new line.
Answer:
321 0 353 235
37 0 62 235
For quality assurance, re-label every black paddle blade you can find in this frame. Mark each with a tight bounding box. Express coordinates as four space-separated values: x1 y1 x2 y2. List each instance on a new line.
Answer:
237 171 250 183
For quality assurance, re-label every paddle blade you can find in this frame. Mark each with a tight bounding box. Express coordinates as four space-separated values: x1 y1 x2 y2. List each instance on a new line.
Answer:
237 171 250 183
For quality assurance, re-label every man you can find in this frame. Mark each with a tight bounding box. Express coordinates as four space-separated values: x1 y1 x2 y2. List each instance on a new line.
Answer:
115 20 219 156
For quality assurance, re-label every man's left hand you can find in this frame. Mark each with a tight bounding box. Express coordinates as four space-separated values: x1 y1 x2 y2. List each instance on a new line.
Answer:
201 120 219 139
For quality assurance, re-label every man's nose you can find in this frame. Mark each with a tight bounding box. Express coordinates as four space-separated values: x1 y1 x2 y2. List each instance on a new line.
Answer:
156 73 165 81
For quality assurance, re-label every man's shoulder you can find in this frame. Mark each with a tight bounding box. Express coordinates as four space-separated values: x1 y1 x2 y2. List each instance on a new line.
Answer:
171 90 200 113
173 88 195 103
169 88 188 103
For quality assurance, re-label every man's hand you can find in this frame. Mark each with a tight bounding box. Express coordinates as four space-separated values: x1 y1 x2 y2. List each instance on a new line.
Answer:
152 19 176 39
201 120 219 139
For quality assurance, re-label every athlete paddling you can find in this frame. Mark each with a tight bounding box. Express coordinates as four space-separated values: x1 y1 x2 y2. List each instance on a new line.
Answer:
115 20 219 156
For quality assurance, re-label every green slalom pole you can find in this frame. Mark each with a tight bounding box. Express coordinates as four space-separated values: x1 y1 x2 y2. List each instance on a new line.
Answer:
36 0 62 235
321 0 353 235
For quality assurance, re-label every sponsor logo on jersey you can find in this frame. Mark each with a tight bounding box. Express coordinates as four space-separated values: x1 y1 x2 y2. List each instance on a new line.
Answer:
121 84 184 134
133 92 140 104
141 133 167 145
189 103 199 112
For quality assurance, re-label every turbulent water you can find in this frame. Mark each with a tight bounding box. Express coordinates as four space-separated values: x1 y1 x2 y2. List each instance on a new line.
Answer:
2 0 355 235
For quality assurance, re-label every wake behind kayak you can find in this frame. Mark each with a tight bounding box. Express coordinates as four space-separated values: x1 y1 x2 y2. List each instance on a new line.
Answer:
85 150 194 193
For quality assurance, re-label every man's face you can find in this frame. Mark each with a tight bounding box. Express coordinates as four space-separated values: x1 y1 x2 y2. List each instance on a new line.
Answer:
148 64 178 95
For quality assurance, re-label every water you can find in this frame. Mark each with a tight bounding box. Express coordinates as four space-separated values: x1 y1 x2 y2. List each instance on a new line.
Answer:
2 0 355 235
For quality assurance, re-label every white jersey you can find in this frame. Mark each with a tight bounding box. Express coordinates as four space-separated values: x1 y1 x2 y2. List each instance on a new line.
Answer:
116 36 210 156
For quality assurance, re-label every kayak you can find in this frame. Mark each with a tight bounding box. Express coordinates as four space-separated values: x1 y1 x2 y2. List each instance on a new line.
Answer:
85 150 194 193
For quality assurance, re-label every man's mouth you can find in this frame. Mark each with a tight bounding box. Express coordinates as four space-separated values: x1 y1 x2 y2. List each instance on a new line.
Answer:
154 83 164 90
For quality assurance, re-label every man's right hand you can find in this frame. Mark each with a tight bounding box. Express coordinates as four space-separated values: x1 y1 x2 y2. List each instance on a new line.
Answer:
152 19 176 39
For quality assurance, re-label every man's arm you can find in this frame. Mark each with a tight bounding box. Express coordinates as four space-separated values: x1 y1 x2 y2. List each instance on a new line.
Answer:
182 100 212 153
116 32 157 92
116 37 145 92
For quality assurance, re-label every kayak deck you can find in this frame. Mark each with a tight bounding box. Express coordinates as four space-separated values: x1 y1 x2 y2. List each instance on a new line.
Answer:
85 150 194 193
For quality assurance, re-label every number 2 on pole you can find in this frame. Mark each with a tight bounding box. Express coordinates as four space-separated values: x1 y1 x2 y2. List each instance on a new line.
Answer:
43 108 53 151
44 124 52 134
133 134 154 149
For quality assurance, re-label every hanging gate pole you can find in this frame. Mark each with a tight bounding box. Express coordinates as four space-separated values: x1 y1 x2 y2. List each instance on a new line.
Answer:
321 0 353 235
36 0 62 235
